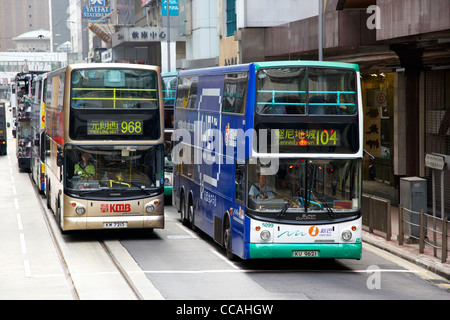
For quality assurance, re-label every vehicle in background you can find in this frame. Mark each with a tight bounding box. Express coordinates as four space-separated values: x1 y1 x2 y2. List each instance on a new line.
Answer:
161 72 177 200
0 102 7 155
30 73 47 193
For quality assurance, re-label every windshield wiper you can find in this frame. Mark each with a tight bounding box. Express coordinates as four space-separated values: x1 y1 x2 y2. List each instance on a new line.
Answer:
311 188 335 219
70 189 102 197
127 182 156 195
278 187 304 217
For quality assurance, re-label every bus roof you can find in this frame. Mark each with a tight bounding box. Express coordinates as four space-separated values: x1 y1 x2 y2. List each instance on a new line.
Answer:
177 61 359 77
178 63 252 76
254 60 360 71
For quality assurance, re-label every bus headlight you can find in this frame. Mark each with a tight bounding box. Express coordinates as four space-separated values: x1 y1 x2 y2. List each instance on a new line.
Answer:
164 172 172 186
260 230 271 241
75 205 86 215
145 200 160 214
145 205 155 213
71 201 86 215
341 230 352 242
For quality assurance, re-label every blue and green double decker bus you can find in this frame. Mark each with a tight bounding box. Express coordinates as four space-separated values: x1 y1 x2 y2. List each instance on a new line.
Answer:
173 61 363 260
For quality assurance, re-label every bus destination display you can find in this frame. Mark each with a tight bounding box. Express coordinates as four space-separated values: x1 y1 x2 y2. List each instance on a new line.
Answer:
276 128 341 147
87 120 143 135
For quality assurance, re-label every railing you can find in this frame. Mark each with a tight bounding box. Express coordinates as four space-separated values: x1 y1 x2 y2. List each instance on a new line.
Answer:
256 90 357 115
362 194 392 241
398 205 449 263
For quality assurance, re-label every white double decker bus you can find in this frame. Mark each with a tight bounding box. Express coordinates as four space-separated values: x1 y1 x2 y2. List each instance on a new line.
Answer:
45 63 165 232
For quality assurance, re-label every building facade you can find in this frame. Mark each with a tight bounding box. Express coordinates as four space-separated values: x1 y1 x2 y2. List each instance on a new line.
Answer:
223 0 450 212
68 0 450 214
0 0 70 53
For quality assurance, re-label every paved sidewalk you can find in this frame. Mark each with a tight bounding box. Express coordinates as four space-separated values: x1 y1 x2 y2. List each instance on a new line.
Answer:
362 205 450 281
0 133 74 299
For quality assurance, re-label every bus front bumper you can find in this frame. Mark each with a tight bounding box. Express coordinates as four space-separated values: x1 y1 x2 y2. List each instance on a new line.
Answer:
62 215 164 231
248 243 362 260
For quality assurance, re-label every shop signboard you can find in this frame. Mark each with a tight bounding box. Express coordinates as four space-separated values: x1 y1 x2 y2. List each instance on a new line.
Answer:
83 0 111 21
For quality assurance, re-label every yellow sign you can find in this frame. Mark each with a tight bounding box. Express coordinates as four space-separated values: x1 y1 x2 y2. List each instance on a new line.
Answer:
87 120 143 135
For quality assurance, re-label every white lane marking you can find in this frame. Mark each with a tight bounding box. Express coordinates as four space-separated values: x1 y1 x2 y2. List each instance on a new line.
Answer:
139 269 417 275
209 248 240 270
364 243 434 280
24 260 32 278
176 223 199 239
17 214 23 231
20 233 27 254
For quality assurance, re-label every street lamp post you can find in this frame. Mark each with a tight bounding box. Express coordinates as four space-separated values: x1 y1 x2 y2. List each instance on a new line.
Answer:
167 0 171 72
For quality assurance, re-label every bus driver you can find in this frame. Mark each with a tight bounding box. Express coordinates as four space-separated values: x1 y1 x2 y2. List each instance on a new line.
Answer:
74 152 96 178
249 173 275 199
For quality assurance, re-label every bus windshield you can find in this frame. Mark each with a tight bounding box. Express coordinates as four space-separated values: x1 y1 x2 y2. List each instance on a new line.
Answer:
71 68 159 109
64 145 163 196
256 67 357 115
247 159 361 220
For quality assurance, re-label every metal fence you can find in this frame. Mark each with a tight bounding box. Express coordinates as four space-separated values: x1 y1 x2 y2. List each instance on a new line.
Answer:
362 194 392 241
398 205 449 263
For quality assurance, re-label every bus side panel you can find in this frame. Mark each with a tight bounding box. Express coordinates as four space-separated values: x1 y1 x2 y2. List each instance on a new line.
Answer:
192 74 225 238
243 215 253 259
228 202 246 259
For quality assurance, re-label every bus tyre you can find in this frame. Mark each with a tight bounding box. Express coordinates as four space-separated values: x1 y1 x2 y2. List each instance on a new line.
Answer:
46 181 51 209
223 217 236 261
188 199 197 231
56 196 66 234
180 193 188 226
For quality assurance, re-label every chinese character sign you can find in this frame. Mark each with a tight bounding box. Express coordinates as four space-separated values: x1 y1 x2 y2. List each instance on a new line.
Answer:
90 0 105 5
364 89 383 157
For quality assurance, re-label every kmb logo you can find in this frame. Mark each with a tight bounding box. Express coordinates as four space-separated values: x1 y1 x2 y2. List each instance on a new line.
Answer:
101 204 131 213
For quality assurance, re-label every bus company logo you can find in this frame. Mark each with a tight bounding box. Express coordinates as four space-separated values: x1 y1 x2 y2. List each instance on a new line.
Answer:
100 204 131 213
320 227 334 237
309 226 320 237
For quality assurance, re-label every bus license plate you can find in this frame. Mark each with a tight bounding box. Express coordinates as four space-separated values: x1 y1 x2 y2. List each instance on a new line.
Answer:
293 251 318 257
104 222 127 229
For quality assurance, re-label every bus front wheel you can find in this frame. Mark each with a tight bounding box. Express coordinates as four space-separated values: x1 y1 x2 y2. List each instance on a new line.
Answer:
223 216 236 261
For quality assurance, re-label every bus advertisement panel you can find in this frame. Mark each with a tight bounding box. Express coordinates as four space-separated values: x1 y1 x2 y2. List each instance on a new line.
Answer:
45 64 165 232
173 61 363 260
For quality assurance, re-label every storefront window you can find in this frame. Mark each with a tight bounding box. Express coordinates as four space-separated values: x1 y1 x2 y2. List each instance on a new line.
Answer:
361 72 395 200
